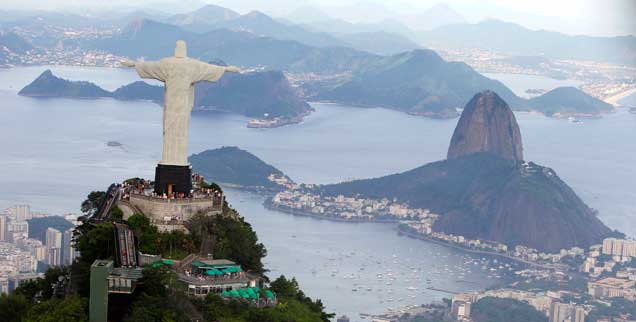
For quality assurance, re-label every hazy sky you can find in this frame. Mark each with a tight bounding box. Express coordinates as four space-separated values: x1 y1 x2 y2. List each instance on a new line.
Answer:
3 0 635 37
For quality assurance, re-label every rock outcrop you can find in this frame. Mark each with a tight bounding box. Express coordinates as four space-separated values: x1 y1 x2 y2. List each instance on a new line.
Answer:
447 90 523 162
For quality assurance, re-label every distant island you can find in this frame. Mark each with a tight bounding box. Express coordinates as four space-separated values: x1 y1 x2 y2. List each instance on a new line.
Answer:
527 86 614 118
18 70 111 98
190 146 295 193
19 69 313 128
269 91 614 252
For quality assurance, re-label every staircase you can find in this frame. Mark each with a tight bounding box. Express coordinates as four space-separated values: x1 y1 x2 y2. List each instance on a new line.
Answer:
177 253 198 272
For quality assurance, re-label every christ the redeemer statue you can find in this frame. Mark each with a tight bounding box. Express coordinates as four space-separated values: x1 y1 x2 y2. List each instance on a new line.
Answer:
122 40 239 195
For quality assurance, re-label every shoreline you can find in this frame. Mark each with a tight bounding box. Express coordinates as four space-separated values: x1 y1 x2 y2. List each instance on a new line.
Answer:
263 198 399 224
397 226 566 270
246 108 314 129
262 196 566 270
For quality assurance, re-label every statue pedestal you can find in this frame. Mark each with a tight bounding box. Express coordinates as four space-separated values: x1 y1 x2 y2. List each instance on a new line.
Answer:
154 164 192 195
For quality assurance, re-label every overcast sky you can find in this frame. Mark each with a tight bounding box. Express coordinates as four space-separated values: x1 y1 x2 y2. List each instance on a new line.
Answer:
3 0 635 37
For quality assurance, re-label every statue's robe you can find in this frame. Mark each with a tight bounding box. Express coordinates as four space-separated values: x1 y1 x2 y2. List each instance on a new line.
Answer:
134 58 226 166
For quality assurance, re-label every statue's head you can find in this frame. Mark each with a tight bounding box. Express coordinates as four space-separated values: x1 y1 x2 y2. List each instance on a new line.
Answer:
175 40 187 58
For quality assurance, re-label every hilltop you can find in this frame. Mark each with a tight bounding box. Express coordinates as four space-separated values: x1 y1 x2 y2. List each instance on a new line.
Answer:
448 91 523 162
18 70 111 98
190 147 294 192
527 86 615 117
313 50 522 118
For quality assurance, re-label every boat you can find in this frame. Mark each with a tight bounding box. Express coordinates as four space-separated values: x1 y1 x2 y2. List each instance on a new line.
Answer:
568 116 582 123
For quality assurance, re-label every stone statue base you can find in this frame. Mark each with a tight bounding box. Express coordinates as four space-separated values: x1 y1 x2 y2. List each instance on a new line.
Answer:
154 164 192 195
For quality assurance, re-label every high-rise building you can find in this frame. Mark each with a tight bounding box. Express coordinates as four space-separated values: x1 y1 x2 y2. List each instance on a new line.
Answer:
6 205 31 222
46 228 62 249
63 228 76 265
550 302 585 322
34 246 47 262
46 228 63 266
14 205 31 222
0 215 7 242
47 248 62 267
602 238 636 259
8 221 28 241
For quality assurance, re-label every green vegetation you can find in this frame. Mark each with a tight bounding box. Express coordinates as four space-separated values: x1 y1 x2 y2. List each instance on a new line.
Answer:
200 276 333 322
512 276 588 294
0 189 330 322
586 298 636 322
27 216 74 243
127 213 197 260
80 190 106 215
186 212 267 274
190 146 292 191
471 297 547 322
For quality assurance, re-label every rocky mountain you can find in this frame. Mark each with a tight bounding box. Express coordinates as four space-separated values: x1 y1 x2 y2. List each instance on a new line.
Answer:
163 4 240 32
337 31 421 55
314 49 523 118
419 19 636 66
194 70 311 118
316 92 612 252
527 86 615 117
18 70 112 98
85 19 375 73
405 3 466 31
190 146 293 191
209 10 346 48
448 91 523 162
20 70 312 121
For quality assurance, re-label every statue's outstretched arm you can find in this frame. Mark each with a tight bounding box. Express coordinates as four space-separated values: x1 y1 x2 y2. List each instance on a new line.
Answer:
120 60 136 68
122 60 167 82
225 66 240 73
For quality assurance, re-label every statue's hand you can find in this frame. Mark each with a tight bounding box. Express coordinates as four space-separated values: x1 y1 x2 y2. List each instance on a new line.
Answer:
225 66 241 73
120 60 136 68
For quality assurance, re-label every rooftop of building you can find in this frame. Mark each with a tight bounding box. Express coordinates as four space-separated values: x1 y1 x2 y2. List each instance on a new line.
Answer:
593 277 636 288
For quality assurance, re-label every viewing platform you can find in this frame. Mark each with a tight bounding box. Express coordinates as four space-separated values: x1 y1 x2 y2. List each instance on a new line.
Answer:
125 192 223 231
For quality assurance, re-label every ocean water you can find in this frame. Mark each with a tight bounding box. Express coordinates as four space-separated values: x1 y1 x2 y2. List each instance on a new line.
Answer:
483 72 583 98
0 66 634 318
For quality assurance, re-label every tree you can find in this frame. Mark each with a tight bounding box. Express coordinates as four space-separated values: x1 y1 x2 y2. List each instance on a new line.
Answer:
81 191 106 215
187 212 266 274
23 297 87 322
471 297 547 322
110 206 124 220
0 293 30 322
